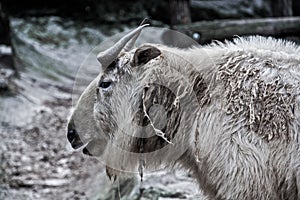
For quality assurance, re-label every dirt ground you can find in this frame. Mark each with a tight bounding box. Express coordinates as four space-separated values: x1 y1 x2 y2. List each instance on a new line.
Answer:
0 68 110 199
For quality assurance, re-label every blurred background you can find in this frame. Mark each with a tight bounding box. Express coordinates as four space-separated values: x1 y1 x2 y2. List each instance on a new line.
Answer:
0 0 299 199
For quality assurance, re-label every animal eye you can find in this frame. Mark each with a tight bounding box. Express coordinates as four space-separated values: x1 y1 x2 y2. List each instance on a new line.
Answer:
99 81 112 89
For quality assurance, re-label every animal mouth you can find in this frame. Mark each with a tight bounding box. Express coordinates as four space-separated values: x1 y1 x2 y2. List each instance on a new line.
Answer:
82 146 93 156
81 135 108 157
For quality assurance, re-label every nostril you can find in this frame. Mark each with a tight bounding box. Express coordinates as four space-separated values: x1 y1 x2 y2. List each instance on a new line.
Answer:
68 129 75 134
67 129 76 143
67 128 84 149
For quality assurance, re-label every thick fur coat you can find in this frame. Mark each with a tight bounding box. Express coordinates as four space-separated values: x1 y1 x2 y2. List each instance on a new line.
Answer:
68 36 300 200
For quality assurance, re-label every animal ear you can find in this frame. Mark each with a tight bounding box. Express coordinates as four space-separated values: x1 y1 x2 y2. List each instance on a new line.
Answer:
133 45 161 66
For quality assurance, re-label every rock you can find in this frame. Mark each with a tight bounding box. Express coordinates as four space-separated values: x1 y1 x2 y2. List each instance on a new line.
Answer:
0 45 12 55
0 65 16 95
0 76 9 91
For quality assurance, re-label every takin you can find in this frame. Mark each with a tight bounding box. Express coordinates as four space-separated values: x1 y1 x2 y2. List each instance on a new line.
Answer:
67 24 300 200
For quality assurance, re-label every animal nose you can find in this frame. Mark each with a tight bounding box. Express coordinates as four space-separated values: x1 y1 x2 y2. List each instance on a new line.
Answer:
67 120 84 149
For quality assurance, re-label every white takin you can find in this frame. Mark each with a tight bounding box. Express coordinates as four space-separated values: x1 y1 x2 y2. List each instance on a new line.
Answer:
67 24 300 200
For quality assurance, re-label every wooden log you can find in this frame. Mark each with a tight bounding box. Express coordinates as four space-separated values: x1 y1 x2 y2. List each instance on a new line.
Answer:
174 17 300 44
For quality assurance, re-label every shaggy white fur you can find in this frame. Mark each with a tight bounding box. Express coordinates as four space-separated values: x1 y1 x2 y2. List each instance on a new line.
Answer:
68 36 300 200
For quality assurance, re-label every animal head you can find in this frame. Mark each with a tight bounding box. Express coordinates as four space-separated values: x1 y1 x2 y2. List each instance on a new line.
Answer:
67 24 209 178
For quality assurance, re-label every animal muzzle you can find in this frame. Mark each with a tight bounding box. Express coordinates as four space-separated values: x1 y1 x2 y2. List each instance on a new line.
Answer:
67 116 107 157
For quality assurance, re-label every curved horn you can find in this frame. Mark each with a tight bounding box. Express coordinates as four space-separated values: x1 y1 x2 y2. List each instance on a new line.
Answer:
97 24 149 70
123 18 150 52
